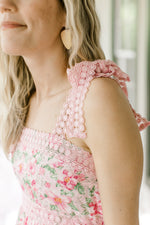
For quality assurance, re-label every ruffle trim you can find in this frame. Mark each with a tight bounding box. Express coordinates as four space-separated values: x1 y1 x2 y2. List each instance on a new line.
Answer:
67 59 150 132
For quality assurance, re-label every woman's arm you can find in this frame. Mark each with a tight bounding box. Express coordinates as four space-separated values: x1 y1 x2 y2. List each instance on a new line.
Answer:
83 77 143 225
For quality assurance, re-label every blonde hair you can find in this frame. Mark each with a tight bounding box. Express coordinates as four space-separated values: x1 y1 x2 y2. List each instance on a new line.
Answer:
0 0 105 157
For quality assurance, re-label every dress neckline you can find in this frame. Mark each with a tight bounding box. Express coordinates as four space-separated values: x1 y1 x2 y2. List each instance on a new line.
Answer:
23 59 102 142
21 126 92 156
24 83 73 137
23 59 97 137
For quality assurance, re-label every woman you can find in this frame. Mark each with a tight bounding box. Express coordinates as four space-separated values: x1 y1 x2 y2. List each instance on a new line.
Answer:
0 0 150 224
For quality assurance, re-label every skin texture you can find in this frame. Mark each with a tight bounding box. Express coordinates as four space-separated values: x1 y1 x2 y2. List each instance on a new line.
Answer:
83 77 143 225
0 0 69 102
0 1 143 224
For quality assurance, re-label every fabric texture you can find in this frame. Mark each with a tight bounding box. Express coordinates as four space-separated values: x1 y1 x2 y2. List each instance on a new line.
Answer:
9 59 150 225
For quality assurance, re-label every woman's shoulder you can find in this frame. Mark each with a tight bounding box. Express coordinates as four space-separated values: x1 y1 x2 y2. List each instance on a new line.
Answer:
83 73 124 108
64 59 150 140
78 59 130 113
83 72 133 134
67 59 150 133
67 58 131 118
67 59 130 92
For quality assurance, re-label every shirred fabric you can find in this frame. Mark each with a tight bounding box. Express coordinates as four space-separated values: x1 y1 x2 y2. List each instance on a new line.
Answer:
9 60 150 225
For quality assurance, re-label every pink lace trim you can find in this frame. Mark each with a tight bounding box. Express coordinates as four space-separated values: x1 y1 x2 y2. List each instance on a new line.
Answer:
66 59 150 136
8 59 150 159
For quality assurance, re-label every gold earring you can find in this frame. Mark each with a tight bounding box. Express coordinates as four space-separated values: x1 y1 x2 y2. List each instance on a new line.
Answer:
60 28 72 50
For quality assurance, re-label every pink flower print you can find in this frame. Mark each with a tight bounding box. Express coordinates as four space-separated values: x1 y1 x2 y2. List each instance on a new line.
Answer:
23 145 27 151
57 175 78 190
25 183 31 191
35 199 41 205
54 196 63 205
89 202 98 215
58 169 86 190
29 162 36 175
53 161 63 168
91 196 104 216
74 173 85 182
33 187 37 192
39 167 45 175
31 180 36 186
40 194 45 200
89 201 101 216
99 203 104 216
31 190 34 199
50 194 72 210
45 182 51 188
24 216 28 225
95 191 100 195
25 183 34 199
32 148 38 155
63 169 68 175
21 184 24 191
25 183 35 199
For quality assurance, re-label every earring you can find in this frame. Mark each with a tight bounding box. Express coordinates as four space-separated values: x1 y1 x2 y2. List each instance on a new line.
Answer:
60 28 72 50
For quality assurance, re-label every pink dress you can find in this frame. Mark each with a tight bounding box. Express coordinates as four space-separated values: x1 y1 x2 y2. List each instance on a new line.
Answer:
8 60 150 225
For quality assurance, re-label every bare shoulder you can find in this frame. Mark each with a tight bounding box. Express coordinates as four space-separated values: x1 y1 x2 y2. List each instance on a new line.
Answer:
83 76 140 148
83 77 143 225
84 76 131 113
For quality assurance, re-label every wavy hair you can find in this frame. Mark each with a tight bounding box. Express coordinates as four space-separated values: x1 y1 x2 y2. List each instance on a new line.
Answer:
0 0 105 157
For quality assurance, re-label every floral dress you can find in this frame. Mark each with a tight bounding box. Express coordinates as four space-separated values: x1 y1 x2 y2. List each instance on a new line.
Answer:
8 60 150 225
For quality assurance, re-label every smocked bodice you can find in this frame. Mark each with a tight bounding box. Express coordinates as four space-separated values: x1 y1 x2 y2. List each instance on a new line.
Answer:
9 59 150 225
11 128 104 224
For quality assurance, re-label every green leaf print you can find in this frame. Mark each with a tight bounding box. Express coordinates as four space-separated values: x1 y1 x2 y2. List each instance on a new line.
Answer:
48 155 54 161
60 189 68 195
78 185 85 194
86 197 92 205
50 175 58 180
56 183 61 188
16 150 22 158
44 194 48 198
33 152 43 164
89 185 95 197
82 209 89 215
13 150 22 163
23 178 30 185
22 152 29 163
33 151 40 157
42 165 56 175
57 166 63 169
68 201 79 211
70 212 76 217
49 205 58 211
11 157 14 164
75 183 85 194
23 152 28 158
60 189 73 196
32 190 37 198
76 171 82 175
36 158 42 165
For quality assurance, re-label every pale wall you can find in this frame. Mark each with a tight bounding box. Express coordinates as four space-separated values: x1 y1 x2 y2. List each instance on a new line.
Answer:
95 0 113 59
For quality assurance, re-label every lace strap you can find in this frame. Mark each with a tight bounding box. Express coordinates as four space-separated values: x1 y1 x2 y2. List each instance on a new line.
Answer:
63 59 150 139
